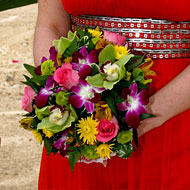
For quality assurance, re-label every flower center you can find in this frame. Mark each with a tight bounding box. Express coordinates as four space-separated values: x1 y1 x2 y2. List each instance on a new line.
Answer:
127 96 139 110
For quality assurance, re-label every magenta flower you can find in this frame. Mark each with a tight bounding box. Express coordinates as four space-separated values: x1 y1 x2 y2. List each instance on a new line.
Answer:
96 116 119 142
72 46 98 78
68 79 103 113
35 76 56 108
117 83 149 129
52 130 70 155
54 63 79 90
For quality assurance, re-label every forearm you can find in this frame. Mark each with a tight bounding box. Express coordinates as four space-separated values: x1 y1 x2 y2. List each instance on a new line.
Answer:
149 64 190 121
33 0 71 66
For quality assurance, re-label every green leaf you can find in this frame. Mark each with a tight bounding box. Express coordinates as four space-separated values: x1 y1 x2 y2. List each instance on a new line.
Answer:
140 113 156 121
114 142 134 159
133 129 138 147
79 145 99 159
98 44 116 66
53 37 71 54
31 117 41 129
35 106 51 120
86 74 105 87
91 63 100 75
115 54 134 68
21 80 40 94
91 37 100 45
63 34 78 57
76 27 85 38
104 92 118 117
68 149 81 172
23 64 36 77
103 80 116 90
132 68 144 82
44 138 53 156
127 55 145 70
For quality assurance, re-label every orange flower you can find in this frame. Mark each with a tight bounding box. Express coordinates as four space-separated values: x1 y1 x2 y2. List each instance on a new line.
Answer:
95 101 112 120
140 58 156 78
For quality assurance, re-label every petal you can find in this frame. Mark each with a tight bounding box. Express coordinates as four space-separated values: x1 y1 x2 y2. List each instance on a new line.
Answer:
78 65 92 78
41 57 47 64
79 79 88 87
35 89 49 108
125 110 140 129
49 46 57 65
130 83 138 99
136 105 147 115
68 95 84 108
79 46 88 58
117 102 128 111
137 89 149 105
34 65 42 75
87 49 98 63
84 101 94 113
72 51 83 63
121 88 131 100
71 85 81 94
46 76 54 88
90 93 101 103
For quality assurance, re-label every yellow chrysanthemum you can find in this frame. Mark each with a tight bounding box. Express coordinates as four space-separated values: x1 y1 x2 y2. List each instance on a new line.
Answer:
126 71 131 81
42 128 54 138
77 115 99 145
19 117 34 131
64 56 72 63
95 101 112 120
88 27 103 38
32 130 43 144
114 45 130 60
95 143 114 159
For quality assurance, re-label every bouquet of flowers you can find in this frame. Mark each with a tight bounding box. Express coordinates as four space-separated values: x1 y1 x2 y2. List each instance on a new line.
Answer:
19 27 156 171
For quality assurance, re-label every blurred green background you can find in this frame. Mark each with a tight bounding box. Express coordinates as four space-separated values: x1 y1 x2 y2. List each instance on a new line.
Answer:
0 0 37 12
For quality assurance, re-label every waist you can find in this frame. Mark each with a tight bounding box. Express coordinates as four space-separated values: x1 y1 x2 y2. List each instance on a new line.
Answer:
71 15 190 59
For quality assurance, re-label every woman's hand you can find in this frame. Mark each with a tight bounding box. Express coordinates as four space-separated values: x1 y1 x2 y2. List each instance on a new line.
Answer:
137 64 190 137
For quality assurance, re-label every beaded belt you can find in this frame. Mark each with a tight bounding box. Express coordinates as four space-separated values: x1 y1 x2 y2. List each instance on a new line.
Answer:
71 15 190 59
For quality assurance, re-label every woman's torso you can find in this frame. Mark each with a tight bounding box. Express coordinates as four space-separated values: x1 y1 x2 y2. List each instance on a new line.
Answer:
62 0 190 21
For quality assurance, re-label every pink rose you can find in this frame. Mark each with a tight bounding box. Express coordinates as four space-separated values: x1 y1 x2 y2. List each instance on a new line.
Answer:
54 63 79 90
96 116 119 142
103 31 126 46
22 86 36 112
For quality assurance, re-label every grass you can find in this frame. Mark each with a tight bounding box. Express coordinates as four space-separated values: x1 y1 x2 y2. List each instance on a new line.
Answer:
0 0 37 12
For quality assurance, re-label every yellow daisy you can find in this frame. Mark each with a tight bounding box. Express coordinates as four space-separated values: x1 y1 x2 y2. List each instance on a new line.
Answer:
95 143 114 159
114 45 130 60
76 115 99 145
88 26 103 38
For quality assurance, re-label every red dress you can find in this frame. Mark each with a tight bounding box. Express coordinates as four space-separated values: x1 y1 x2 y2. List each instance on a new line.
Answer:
38 0 190 189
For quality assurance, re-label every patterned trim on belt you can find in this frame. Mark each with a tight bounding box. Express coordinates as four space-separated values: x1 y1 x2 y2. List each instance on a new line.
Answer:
71 15 190 59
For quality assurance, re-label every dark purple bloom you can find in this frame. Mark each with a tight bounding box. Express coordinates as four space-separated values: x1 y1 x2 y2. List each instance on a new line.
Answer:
52 130 70 155
68 79 103 113
117 83 149 129
41 46 58 66
72 46 98 77
35 76 56 108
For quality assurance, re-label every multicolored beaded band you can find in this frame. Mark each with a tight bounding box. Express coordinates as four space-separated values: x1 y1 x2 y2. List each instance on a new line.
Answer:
71 15 190 59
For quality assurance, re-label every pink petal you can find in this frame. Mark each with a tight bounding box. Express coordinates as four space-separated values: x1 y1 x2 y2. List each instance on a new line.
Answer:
84 101 94 113
130 83 138 99
80 46 88 58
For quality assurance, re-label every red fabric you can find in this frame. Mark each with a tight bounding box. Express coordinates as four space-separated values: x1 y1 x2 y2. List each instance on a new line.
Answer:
38 1 190 189
61 0 190 21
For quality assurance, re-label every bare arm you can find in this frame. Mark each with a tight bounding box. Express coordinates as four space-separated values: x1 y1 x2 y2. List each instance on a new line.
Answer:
33 0 71 66
138 64 190 136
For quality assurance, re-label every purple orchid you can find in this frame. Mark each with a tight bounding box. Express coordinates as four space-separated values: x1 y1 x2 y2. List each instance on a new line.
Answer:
35 76 56 108
117 83 149 129
52 130 70 156
68 79 103 113
41 46 58 66
72 46 98 78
